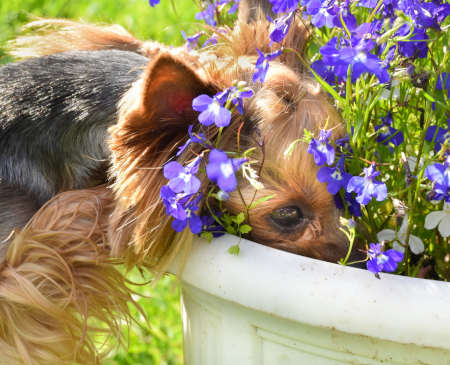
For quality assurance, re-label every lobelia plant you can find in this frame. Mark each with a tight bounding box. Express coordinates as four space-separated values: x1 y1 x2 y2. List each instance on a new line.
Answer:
151 0 449 279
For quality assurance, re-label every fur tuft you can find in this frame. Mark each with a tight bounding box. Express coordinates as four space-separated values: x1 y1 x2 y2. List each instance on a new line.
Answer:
8 18 167 59
0 186 138 365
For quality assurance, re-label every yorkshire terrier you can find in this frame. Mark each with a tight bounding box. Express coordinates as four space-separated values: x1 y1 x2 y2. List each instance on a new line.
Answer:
0 0 358 363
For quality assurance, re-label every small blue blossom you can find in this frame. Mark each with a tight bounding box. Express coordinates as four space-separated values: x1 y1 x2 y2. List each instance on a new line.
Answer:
206 149 247 192
436 72 450 94
253 48 283 83
148 0 160 6
347 164 388 205
172 195 203 234
217 0 240 14
270 11 296 43
182 30 203 50
163 157 201 195
311 59 335 84
200 215 226 237
160 186 189 221
396 24 429 59
425 124 449 153
317 157 352 194
375 113 404 147
177 125 208 157
320 36 389 83
334 192 362 217
192 93 232 127
227 86 254 114
425 158 450 203
367 243 404 274
269 0 299 14
195 3 217 26
307 129 335 166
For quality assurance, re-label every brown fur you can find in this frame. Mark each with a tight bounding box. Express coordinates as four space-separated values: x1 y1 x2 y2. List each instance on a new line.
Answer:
0 4 354 363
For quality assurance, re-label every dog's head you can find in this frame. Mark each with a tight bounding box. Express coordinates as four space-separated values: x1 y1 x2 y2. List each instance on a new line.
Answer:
108 2 354 269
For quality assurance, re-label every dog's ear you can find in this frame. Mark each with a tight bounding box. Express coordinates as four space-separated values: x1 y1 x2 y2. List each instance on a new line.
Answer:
111 53 215 159
129 53 214 131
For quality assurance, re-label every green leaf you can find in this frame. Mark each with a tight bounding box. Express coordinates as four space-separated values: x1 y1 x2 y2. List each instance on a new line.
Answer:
249 194 276 210
232 212 245 225
239 224 252 234
228 244 240 255
226 226 237 235
200 232 214 242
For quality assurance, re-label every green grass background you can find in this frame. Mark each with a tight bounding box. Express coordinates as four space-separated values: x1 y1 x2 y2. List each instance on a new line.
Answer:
0 1 202 364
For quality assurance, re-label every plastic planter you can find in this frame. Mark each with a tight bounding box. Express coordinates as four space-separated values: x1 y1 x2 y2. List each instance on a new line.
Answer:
172 235 450 365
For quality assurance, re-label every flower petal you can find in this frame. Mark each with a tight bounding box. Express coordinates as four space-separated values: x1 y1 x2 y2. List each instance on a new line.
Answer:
424 210 444 230
438 213 450 238
408 235 425 255
377 229 396 242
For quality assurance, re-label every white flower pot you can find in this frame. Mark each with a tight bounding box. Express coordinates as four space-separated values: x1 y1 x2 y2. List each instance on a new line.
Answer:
172 235 450 365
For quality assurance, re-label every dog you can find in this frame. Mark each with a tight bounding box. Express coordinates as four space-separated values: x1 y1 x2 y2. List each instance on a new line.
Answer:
0 0 357 363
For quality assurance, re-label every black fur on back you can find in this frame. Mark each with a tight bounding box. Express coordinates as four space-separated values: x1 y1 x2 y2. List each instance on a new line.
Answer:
0 50 148 207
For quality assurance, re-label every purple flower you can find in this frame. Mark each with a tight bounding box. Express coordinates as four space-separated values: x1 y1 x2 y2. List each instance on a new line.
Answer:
252 48 283 83
425 124 449 153
164 157 201 195
317 157 352 194
311 60 335 84
192 94 232 127
347 164 388 205
425 158 450 203
367 243 404 274
177 125 208 157
226 86 254 114
304 0 339 28
334 192 362 217
270 11 296 43
195 3 217 26
375 113 404 147
269 0 299 13
307 129 335 166
182 31 203 50
200 215 225 237
396 24 429 59
206 149 247 192
148 0 160 6
436 72 450 95
218 0 240 13
172 195 203 234
320 37 389 83
160 186 189 221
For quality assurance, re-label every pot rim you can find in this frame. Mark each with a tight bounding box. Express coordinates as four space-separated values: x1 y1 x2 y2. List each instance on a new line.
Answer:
171 234 450 349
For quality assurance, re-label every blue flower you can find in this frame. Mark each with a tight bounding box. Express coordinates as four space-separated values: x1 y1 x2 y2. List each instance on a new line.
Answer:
206 149 247 192
269 0 299 14
172 195 203 234
270 11 296 43
311 59 335 84
177 125 208 156
307 129 335 166
163 157 201 195
396 24 429 59
321 36 389 83
425 158 450 203
375 113 404 147
192 94 232 127
425 124 449 153
217 0 240 14
195 3 217 26
182 31 203 50
317 157 352 194
252 48 283 83
160 186 190 221
226 86 254 114
200 215 225 237
367 243 404 274
148 0 160 6
436 72 450 96
347 164 388 205
334 192 362 217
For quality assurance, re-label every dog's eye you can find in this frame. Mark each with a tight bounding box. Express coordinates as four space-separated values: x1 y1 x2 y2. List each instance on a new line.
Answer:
270 206 304 230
